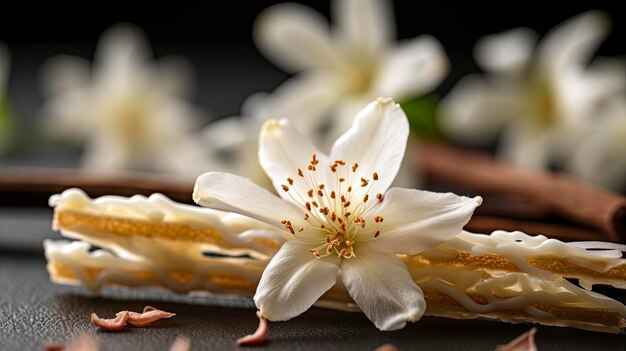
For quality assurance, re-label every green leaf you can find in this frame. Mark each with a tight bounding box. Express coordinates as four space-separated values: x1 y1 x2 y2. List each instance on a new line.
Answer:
399 95 446 141
0 95 15 153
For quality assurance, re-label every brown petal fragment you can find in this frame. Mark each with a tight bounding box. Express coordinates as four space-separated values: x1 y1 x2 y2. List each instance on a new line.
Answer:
494 327 538 351
236 313 268 347
169 336 192 351
143 305 157 313
374 344 399 351
126 309 176 327
43 343 66 351
91 311 129 331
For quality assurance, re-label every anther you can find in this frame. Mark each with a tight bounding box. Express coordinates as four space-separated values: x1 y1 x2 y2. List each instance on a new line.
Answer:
339 178 345 182
308 189 314 198
341 195 346 203
330 191 336 199
312 201 318 208
373 172 379 180
305 202 311 211
375 216 384 223
287 178 294 185
317 190 324 197
319 184 325 190
304 214 309 220
347 186 352 192
344 201 351 208
374 231 380 238
331 212 337 221
281 185 289 192
344 212 351 217
326 235 331 243
298 227 304 232
363 194 369 202
361 178 369 187
298 168 304 177
376 193 383 201
352 163 359 172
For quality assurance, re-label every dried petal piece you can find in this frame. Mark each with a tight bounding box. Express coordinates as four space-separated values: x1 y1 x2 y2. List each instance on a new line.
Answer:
125 306 176 327
374 344 399 351
91 311 129 331
236 312 268 347
169 336 192 351
494 327 538 351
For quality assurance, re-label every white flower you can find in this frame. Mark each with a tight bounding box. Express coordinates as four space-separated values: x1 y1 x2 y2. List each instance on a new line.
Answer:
200 0 448 189
39 23 208 179
253 0 449 144
439 11 624 170
193 97 482 330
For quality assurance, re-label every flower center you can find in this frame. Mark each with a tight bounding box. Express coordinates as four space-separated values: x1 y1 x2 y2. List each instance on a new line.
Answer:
280 153 384 259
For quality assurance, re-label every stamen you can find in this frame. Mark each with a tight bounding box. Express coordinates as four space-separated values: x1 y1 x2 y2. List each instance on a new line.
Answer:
376 193 383 201
308 189 314 198
287 178 294 185
319 184 325 190
317 190 324 197
352 163 359 172
374 231 380 238
312 201 318 208
305 202 311 211
339 177 345 182
347 186 352 192
330 191 336 199
298 227 304 232
344 201 351 208
373 172 379 180
304 214 309 220
363 194 369 202
298 168 304 177
375 216 384 223
341 195 346 203
344 212 351 217
361 178 369 187
281 185 289 192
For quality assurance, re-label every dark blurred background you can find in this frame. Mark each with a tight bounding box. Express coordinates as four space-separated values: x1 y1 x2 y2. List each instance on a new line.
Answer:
0 1 623 166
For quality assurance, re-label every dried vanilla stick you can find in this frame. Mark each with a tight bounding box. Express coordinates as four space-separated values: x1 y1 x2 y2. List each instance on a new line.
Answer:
46 189 626 333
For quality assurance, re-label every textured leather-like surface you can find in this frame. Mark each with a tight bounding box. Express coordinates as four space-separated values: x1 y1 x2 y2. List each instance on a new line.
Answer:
2 210 626 350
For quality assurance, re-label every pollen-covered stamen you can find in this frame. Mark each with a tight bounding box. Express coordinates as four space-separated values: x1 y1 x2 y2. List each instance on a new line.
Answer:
283 153 386 258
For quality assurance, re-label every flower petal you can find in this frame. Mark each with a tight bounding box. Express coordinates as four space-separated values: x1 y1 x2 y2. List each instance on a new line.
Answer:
259 118 330 201
333 0 394 57
375 35 449 99
438 75 525 145
250 73 341 137
330 98 409 196
253 3 338 73
538 10 609 72
498 120 553 170
372 187 482 255
341 244 425 330
254 240 340 321
474 27 537 73
193 172 305 230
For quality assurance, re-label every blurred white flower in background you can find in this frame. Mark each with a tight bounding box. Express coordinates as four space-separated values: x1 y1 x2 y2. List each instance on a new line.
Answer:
200 0 448 190
0 42 13 154
39 23 209 180
439 11 625 178
252 0 449 144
